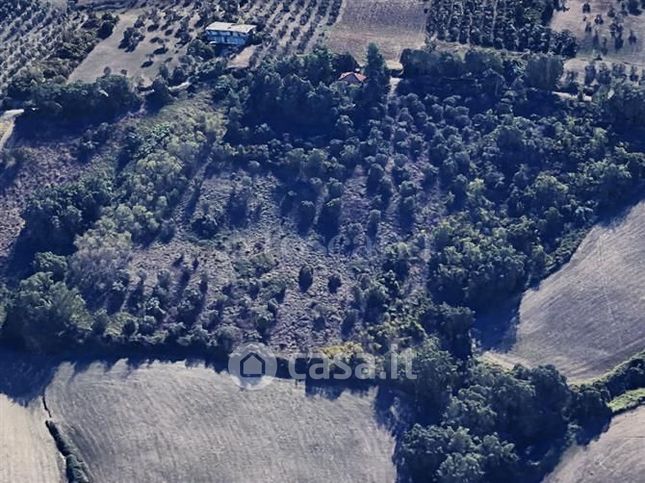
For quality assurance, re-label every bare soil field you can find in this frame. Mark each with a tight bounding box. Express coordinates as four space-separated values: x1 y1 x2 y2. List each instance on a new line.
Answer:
546 406 645 483
326 0 427 67
0 351 64 483
551 0 645 73
0 396 63 482
43 359 397 483
482 200 645 382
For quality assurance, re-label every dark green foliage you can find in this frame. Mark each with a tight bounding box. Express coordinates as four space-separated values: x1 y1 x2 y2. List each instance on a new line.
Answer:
297 200 316 231
22 173 113 253
406 338 459 412
525 54 564 90
400 425 518 483
399 356 606 482
147 78 173 108
25 75 141 125
426 0 576 56
317 198 342 237
192 204 223 238
45 420 91 483
298 264 313 292
428 219 527 309
3 272 91 352
360 43 390 108
328 274 342 293
33 252 68 281
594 351 645 400
602 83 645 127
243 50 340 134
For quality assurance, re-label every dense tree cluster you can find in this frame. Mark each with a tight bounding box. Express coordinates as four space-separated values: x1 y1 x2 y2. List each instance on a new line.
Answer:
22 172 114 253
22 75 141 125
399 344 609 482
426 0 577 56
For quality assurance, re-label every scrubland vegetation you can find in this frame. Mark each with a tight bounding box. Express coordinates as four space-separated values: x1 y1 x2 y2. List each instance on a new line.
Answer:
1 0 645 482
2 38 645 480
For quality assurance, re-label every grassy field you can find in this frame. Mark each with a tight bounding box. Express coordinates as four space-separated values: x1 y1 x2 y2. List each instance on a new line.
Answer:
482 200 645 382
546 406 645 483
326 0 427 67
609 388 645 414
43 359 397 482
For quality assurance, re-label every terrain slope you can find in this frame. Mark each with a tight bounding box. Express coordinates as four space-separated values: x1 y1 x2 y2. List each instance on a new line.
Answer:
44 359 396 482
0 395 63 482
546 406 645 483
0 351 64 482
484 200 645 381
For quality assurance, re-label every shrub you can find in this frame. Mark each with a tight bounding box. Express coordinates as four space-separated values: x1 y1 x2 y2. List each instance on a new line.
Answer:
298 264 313 292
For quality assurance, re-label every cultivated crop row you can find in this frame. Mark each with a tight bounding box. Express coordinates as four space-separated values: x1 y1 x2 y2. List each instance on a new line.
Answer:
243 0 342 65
0 1 86 97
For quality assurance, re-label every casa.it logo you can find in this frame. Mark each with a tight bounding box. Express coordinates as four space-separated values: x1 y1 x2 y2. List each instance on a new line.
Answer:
227 342 277 390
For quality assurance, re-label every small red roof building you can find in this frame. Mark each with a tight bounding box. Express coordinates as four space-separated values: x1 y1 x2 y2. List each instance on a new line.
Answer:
338 72 367 85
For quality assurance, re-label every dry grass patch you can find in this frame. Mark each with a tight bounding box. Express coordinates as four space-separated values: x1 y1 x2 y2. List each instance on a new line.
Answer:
326 0 427 68
0 395 63 482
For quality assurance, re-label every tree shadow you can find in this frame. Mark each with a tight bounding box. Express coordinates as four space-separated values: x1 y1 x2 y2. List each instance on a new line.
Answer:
473 294 522 353
0 346 57 405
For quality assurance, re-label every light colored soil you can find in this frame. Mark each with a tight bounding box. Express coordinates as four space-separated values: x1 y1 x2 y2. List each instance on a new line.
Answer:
0 395 63 482
551 0 645 74
44 359 397 483
69 8 194 87
229 45 258 70
0 109 22 151
326 0 427 68
546 406 645 483
484 200 645 382
0 350 64 482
